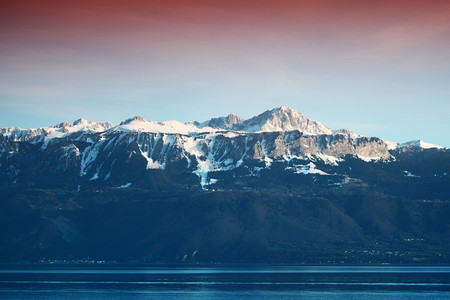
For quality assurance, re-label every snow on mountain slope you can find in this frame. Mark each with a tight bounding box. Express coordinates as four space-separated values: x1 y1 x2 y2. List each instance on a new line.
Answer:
114 116 215 134
383 140 399 150
382 139 445 150
71 118 114 133
397 140 444 149
3 107 447 190
0 107 444 173
0 119 113 143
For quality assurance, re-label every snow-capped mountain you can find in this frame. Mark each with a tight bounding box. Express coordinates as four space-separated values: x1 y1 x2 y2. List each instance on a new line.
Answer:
232 106 333 134
197 107 332 134
0 118 113 143
1 106 443 148
0 107 446 189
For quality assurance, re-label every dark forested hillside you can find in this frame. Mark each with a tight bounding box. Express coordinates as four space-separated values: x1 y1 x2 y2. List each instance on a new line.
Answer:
1 150 449 264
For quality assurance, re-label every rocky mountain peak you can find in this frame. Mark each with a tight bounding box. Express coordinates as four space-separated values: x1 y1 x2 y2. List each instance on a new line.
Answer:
55 121 71 128
333 128 360 139
199 113 244 130
120 116 145 125
73 118 89 126
226 113 244 126
233 106 333 135
66 118 112 133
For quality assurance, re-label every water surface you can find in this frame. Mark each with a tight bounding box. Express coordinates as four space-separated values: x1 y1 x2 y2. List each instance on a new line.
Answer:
1 265 449 299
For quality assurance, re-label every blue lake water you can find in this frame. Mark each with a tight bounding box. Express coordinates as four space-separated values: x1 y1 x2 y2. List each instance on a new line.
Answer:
1 265 450 299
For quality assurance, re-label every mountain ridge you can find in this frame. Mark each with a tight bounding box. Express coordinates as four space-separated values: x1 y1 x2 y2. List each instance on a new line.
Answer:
0 107 444 149
1 107 447 192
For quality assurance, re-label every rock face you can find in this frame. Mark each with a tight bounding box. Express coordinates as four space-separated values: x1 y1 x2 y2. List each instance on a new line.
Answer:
233 107 333 134
199 113 244 129
0 107 449 263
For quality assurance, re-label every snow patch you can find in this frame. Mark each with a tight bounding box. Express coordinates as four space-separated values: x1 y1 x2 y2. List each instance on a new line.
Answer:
140 149 165 169
289 162 329 175
194 158 214 188
89 173 99 181
263 156 273 168
220 131 241 138
383 140 398 150
404 171 420 178
315 154 342 166
118 182 132 188
356 155 383 162
80 142 103 176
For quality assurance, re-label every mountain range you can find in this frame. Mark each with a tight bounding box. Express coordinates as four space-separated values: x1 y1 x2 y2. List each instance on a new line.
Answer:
0 107 449 264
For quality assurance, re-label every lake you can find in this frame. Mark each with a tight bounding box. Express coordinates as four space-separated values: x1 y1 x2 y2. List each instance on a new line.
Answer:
1 265 450 299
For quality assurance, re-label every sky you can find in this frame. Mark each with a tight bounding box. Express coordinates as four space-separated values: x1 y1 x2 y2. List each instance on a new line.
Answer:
0 0 449 147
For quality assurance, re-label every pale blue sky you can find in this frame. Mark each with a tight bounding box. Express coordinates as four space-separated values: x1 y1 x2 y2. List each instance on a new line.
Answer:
1 0 449 147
